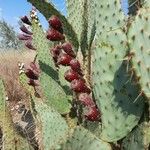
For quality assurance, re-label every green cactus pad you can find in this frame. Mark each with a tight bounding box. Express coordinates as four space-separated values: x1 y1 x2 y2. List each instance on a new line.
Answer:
122 122 150 150
83 121 102 137
95 0 126 41
92 29 144 142
66 0 85 43
128 8 150 99
31 97 69 150
61 127 112 150
27 0 79 50
0 79 32 150
67 0 95 55
58 66 72 96
142 0 150 8
32 18 71 114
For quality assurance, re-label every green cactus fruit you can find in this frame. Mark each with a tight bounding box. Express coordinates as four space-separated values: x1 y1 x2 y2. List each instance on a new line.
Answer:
31 96 69 150
27 0 79 50
0 78 32 150
92 29 144 142
61 127 112 150
128 6 150 99
122 122 150 150
31 17 72 114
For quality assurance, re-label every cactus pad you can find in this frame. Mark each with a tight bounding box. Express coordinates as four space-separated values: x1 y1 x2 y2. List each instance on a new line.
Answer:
95 0 126 40
61 127 112 150
122 122 150 150
92 29 144 142
32 18 71 114
31 96 69 150
128 7 150 99
67 0 96 54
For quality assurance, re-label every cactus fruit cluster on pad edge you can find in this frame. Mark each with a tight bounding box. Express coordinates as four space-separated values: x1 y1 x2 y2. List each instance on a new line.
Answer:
0 0 150 149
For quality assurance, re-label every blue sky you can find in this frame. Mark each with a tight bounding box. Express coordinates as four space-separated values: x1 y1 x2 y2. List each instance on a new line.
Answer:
0 0 128 31
0 0 66 30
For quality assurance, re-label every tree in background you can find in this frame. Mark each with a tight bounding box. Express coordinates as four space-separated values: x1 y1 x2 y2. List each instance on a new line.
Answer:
0 20 22 50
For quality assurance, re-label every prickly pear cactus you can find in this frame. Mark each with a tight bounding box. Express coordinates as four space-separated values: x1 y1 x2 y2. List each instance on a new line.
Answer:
31 17 72 114
2 0 150 149
92 0 145 142
61 127 112 150
27 0 79 49
122 122 150 150
92 31 144 141
128 2 150 99
31 96 69 150
66 0 96 55
19 70 70 149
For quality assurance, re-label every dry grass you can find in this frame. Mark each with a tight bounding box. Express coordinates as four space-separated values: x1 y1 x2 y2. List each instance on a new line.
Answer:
0 49 36 78
0 49 36 101
0 49 39 149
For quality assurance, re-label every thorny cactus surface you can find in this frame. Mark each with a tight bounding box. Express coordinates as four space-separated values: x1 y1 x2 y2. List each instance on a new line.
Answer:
0 0 150 149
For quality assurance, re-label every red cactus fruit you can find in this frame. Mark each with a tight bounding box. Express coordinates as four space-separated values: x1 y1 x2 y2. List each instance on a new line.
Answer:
20 25 33 35
25 40 36 50
51 45 62 57
46 28 65 41
70 79 91 93
48 15 63 31
69 59 82 74
21 16 32 25
30 62 40 74
18 34 32 40
64 69 80 82
28 79 40 86
62 42 76 57
57 53 73 66
78 93 95 106
84 106 101 121
25 69 39 80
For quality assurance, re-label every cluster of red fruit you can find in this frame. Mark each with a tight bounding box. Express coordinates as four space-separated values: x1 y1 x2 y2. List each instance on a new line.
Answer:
47 16 101 121
18 14 36 50
24 62 40 87
18 13 41 86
